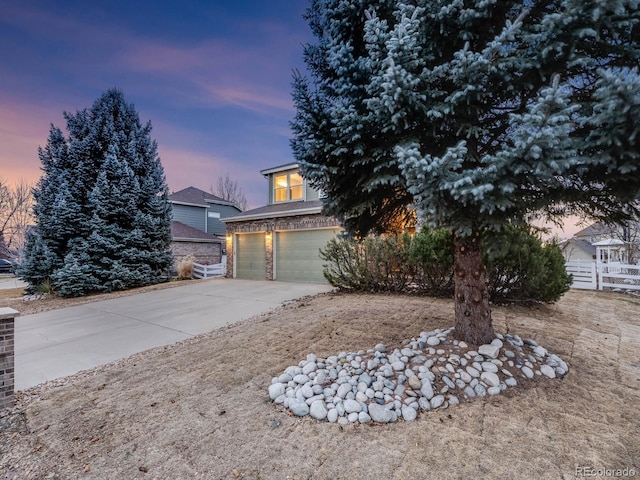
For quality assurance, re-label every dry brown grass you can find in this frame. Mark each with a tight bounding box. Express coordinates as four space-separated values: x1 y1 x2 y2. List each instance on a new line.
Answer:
0 279 193 316
0 287 23 301
1 290 639 479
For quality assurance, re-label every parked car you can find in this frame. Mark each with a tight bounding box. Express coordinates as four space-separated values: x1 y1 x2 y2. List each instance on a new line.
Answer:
0 259 14 274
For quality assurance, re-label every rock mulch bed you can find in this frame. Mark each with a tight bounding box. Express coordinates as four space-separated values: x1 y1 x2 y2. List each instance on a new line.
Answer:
269 328 569 424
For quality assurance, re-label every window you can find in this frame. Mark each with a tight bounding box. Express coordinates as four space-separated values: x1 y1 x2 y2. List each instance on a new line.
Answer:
274 172 304 202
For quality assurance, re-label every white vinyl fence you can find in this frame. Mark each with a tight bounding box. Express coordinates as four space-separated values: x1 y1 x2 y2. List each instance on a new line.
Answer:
192 257 226 279
565 261 640 292
599 262 640 292
565 261 597 290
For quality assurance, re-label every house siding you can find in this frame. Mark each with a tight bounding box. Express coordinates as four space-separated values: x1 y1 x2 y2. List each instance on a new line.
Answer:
563 247 594 263
305 184 320 202
172 204 207 232
206 203 243 235
267 173 274 204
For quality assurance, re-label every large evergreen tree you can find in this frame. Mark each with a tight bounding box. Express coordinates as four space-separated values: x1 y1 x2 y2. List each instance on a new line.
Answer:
291 0 640 344
19 89 173 296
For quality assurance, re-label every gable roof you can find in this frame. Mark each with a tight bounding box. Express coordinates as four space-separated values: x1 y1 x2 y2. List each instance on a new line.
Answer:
574 220 640 241
562 238 597 256
169 186 238 209
170 221 222 242
574 221 612 238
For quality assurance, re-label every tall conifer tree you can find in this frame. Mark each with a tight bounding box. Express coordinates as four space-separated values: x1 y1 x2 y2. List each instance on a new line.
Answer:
291 0 640 344
20 89 172 296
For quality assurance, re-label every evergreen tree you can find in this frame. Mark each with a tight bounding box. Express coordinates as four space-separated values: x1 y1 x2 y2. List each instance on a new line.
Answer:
291 0 640 344
19 89 172 296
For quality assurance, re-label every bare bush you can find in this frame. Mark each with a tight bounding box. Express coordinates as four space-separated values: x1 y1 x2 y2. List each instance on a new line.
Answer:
0 178 33 259
175 255 195 280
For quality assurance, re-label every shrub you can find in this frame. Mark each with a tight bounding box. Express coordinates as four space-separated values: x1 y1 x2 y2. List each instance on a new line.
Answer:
484 225 572 303
320 225 571 304
320 234 414 292
176 255 195 280
409 228 454 296
35 277 57 296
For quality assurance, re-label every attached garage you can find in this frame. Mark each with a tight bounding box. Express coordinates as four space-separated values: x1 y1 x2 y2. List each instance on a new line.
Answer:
234 233 265 280
275 228 340 283
222 169 343 283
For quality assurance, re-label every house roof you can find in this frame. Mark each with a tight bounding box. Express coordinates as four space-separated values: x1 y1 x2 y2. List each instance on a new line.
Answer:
574 221 612 238
222 200 324 223
592 238 627 246
169 186 238 209
562 238 597 256
171 221 222 242
259 163 299 176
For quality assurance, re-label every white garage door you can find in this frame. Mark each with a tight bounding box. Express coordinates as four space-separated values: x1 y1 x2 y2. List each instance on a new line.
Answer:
275 229 340 283
235 233 265 280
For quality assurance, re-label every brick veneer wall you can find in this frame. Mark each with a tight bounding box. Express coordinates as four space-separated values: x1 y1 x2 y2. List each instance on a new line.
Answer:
0 308 19 410
225 213 341 279
171 241 222 265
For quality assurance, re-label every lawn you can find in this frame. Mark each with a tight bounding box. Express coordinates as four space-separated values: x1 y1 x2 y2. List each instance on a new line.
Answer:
1 289 638 479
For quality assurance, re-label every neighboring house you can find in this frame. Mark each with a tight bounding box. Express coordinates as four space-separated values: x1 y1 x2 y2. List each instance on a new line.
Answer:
222 163 341 283
560 237 596 262
574 222 617 244
562 220 640 264
169 187 242 265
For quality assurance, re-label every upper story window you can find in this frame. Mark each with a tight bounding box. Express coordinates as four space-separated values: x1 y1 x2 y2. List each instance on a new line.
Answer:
274 172 304 202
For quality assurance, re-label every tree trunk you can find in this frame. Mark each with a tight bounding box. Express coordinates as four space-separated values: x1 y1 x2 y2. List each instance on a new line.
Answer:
453 230 495 345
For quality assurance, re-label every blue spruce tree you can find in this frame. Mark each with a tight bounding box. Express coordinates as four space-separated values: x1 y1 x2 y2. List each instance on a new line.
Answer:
19 89 172 296
291 0 640 344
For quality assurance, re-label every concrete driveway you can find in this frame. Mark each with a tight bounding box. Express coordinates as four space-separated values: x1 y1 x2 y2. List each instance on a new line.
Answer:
15 278 333 390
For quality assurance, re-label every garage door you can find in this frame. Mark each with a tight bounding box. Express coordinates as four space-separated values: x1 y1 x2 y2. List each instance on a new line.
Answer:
235 233 265 280
275 229 340 283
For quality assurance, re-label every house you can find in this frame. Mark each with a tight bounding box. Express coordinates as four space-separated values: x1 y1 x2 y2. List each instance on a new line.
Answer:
574 222 617 244
560 237 597 262
561 220 640 264
169 187 242 265
222 163 341 283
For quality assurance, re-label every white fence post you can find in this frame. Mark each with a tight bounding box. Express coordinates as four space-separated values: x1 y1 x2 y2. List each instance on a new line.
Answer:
597 262 603 291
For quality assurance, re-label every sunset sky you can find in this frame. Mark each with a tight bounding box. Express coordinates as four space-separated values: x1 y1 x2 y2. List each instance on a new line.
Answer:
0 0 311 208
0 1 584 237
